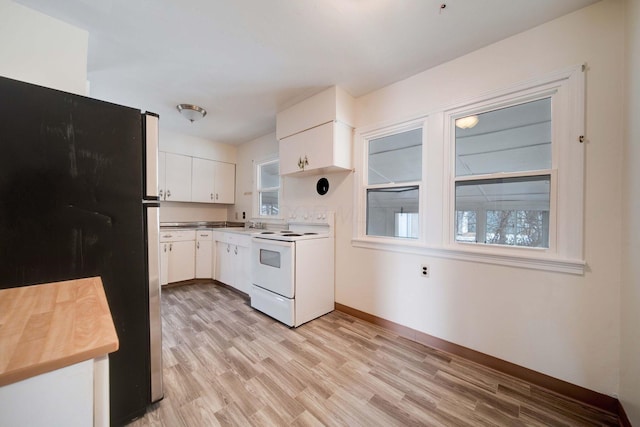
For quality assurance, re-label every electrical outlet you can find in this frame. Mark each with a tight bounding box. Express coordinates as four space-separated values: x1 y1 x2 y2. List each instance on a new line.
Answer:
421 264 430 278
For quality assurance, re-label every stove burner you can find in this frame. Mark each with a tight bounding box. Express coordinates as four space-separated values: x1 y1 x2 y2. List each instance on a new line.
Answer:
282 233 302 237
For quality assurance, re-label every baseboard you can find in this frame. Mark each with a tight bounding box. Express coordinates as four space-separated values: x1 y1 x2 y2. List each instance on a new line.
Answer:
334 302 619 416
618 400 632 427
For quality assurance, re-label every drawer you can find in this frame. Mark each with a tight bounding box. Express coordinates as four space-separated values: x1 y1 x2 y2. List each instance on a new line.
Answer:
196 230 213 241
250 285 294 327
159 229 196 242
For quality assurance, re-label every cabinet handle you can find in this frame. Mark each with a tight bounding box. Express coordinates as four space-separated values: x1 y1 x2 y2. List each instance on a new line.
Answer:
169 243 172 251
197 242 200 249
210 193 213 200
163 244 167 253
298 155 309 170
227 244 230 253
234 246 238 255
159 189 164 199
216 193 219 200
167 189 171 198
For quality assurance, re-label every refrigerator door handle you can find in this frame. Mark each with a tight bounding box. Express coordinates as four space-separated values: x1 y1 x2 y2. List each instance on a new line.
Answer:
144 113 159 200
145 204 163 403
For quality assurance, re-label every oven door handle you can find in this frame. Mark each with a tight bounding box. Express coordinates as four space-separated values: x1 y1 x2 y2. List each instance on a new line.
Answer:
251 237 294 247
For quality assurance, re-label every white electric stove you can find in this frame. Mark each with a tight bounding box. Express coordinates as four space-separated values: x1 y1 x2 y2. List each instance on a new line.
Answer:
250 211 334 327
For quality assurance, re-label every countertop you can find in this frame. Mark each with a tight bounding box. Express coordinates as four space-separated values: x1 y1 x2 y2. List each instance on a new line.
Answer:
160 221 245 229
0 277 119 387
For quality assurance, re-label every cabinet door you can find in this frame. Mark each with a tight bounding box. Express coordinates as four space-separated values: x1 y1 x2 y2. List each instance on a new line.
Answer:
234 244 250 293
278 121 335 175
164 153 192 202
195 239 213 278
301 121 334 170
214 162 236 204
160 242 169 286
158 152 166 200
279 133 305 175
191 158 216 203
215 241 235 287
168 240 195 282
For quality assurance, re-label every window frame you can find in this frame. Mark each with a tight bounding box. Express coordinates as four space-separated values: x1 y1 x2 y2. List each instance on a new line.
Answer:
442 67 584 265
254 157 282 219
356 117 428 245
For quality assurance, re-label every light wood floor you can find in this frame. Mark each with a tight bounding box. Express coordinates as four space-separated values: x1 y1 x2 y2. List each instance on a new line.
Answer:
127 283 619 426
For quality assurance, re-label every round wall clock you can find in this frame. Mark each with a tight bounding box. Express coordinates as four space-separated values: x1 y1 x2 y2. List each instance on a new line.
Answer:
316 177 329 195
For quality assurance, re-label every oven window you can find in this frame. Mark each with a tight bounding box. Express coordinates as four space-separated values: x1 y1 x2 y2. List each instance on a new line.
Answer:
260 249 281 268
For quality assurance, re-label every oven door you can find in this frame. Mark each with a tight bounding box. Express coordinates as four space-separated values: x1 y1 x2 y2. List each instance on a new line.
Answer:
251 237 295 298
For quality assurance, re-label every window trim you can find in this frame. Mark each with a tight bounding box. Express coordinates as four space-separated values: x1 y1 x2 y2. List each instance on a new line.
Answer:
355 117 428 243
443 66 584 262
253 156 282 219
353 65 586 275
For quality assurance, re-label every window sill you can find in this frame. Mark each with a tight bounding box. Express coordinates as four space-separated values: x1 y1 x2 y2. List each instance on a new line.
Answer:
351 238 585 275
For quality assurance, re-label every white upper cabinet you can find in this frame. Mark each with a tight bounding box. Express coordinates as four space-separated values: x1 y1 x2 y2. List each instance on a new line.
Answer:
191 157 216 203
158 151 166 200
277 86 355 176
160 152 236 204
214 161 235 204
191 158 235 204
279 121 352 176
164 153 192 202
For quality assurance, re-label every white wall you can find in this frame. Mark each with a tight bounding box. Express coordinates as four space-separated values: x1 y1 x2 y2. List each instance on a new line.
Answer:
349 0 624 397
238 0 625 397
159 129 237 222
0 0 88 95
230 133 279 222
620 0 640 422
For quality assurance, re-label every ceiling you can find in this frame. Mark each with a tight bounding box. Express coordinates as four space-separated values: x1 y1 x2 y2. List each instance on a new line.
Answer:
16 0 599 145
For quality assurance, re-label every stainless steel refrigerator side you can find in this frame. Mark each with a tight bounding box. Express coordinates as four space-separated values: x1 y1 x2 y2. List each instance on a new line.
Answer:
144 111 163 403
146 204 163 402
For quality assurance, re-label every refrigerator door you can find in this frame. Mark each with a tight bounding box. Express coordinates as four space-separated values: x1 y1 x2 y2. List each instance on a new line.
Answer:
144 112 160 200
145 203 163 402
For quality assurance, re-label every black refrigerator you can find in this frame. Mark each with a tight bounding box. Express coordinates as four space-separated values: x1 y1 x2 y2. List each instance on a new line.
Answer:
0 76 163 425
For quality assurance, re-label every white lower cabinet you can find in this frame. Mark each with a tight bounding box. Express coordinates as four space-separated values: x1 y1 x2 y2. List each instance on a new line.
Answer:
0 357 109 427
160 230 196 285
195 230 214 279
214 231 251 293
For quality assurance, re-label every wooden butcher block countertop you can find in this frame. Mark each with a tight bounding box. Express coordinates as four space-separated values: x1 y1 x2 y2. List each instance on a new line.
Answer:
0 277 119 387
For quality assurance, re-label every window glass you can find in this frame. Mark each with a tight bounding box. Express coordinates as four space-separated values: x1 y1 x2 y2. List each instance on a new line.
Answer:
259 191 279 216
368 128 422 185
260 161 279 188
455 98 551 177
367 186 419 239
455 175 550 247
257 159 280 217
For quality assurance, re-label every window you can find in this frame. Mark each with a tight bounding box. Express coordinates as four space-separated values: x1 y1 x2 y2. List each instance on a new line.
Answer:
354 66 585 274
454 98 552 248
256 159 280 217
365 127 422 239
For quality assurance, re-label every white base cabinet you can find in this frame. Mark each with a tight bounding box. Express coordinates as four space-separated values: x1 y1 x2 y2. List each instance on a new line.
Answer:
160 229 196 285
195 230 214 279
0 357 109 427
214 231 251 293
